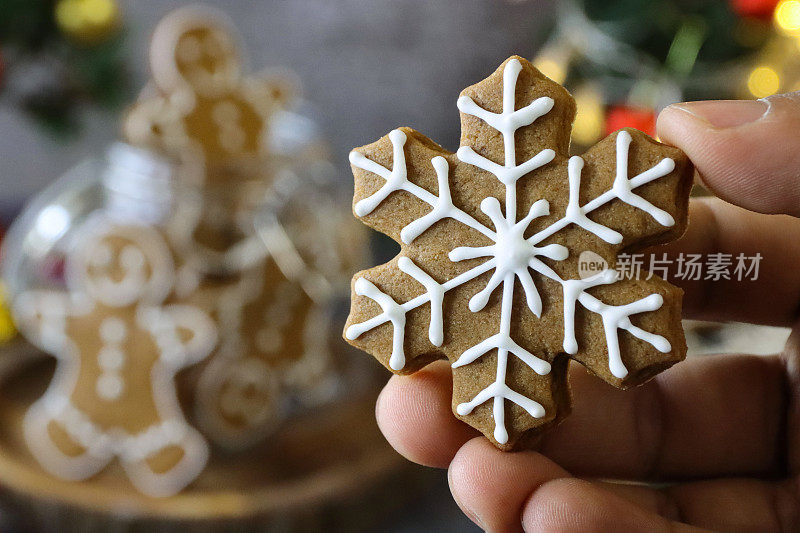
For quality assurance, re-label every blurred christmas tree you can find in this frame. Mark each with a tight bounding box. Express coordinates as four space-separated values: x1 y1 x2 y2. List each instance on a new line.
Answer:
535 0 800 147
0 0 129 136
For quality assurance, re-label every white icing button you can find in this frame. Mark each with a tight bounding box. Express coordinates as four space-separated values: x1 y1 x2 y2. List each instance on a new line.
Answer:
96 373 124 400
98 346 125 370
99 317 127 344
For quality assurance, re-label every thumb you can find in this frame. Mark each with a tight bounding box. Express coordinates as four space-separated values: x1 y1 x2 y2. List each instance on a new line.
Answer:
657 92 800 217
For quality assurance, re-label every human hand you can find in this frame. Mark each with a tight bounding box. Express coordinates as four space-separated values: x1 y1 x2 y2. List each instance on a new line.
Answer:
376 93 800 532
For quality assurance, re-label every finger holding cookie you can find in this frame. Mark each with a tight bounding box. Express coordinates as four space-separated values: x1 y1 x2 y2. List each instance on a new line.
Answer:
376 91 800 532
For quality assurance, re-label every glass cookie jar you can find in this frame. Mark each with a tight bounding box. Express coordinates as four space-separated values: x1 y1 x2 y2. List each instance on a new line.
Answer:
1 139 374 456
0 116 413 531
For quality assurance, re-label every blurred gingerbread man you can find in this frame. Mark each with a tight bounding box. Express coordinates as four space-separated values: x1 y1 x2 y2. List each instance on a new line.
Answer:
189 259 332 450
14 215 217 497
124 5 299 269
123 5 297 184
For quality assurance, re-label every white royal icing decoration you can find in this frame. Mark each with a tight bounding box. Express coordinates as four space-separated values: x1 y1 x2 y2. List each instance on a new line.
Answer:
96 317 128 400
346 59 676 444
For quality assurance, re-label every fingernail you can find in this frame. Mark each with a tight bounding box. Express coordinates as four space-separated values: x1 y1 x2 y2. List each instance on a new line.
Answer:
670 99 768 128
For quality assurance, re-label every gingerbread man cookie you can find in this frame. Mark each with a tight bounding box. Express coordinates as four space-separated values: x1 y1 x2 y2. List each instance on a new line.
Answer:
123 4 297 181
174 175 352 449
344 57 693 450
14 214 217 496
123 5 300 271
182 258 331 450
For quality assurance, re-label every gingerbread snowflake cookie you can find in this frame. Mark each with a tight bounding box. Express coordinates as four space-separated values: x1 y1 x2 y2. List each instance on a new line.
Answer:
344 56 692 450
13 214 217 496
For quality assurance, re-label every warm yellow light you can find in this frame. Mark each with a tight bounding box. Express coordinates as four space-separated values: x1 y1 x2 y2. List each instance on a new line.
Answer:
775 0 800 33
0 285 15 345
55 1 82 32
748 66 780 97
0 315 14 344
572 88 604 145
534 58 566 85
83 0 117 25
54 0 119 42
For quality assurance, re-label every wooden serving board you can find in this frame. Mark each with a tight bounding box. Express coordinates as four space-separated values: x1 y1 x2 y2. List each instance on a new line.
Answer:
0 351 424 532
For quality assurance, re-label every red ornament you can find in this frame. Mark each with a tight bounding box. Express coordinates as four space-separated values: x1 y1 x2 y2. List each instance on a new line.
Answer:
730 0 781 20
604 105 657 137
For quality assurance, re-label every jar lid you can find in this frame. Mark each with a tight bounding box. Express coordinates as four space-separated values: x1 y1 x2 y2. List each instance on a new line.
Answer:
103 143 175 224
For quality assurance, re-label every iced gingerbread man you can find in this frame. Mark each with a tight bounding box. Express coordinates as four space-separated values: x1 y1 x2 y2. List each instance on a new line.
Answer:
14 215 217 497
184 258 332 450
188 186 362 449
123 5 298 267
123 4 296 183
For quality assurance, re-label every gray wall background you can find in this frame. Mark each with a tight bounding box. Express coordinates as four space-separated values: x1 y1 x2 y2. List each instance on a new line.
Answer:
0 0 552 216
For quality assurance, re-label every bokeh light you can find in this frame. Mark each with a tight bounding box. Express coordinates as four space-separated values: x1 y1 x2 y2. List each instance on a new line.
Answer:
747 65 780 96
533 58 566 84
775 0 800 33
572 88 604 145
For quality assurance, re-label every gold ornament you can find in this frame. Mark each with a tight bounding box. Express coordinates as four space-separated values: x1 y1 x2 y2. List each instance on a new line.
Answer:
55 0 120 45
0 284 16 345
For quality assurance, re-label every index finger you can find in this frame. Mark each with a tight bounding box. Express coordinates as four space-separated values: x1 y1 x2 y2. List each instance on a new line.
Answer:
653 95 800 326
